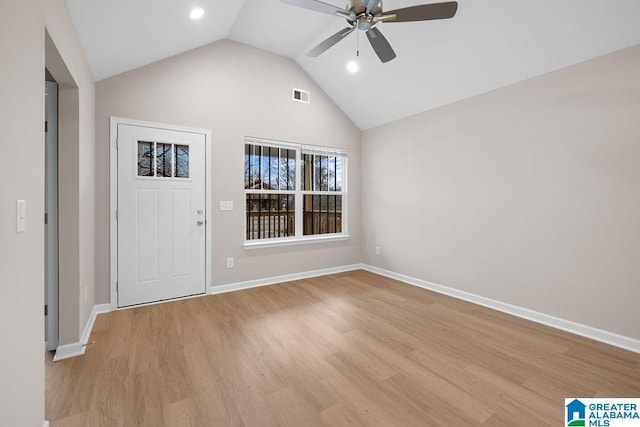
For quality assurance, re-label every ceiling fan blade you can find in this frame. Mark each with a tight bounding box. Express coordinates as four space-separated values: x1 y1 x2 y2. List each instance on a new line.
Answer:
380 1 458 23
307 27 356 57
280 0 353 18
366 27 396 63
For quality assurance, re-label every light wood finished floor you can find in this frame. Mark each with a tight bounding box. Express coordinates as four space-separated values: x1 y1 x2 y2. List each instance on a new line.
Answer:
46 270 640 426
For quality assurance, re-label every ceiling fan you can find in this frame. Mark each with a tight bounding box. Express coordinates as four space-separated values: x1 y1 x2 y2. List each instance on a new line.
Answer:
281 0 458 63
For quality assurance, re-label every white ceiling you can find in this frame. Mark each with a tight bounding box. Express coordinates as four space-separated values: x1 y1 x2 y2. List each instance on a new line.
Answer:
66 0 640 130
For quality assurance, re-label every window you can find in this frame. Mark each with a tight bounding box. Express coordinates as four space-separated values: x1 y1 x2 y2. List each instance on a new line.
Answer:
244 142 296 240
301 147 344 236
137 141 189 178
244 137 347 246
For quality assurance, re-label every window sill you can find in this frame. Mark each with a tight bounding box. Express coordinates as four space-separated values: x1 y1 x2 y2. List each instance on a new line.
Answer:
243 234 349 250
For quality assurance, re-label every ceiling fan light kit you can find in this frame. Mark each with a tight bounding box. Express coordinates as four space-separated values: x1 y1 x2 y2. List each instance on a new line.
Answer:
281 0 458 63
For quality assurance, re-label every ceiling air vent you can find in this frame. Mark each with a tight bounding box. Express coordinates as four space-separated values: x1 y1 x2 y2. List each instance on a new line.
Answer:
292 88 310 104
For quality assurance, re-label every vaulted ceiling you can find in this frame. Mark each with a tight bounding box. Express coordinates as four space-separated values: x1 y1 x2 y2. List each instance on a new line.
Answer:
66 0 640 129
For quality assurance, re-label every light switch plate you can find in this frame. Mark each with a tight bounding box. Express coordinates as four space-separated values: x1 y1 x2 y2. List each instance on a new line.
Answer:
16 200 26 233
220 201 233 211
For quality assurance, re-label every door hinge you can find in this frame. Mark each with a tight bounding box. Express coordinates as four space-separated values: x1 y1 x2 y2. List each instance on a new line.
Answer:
44 305 48 316
44 212 48 224
115 210 118 221
116 138 119 149
45 121 48 133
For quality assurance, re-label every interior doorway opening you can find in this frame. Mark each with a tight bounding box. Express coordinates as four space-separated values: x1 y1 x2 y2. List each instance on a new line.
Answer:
45 74 59 351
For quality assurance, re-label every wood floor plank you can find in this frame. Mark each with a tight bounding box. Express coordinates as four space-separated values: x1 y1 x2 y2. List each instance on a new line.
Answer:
318 403 365 427
49 412 88 427
382 372 483 426
344 329 494 423
46 270 640 426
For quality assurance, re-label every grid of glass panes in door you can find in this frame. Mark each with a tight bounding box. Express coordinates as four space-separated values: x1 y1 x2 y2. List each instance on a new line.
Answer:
244 144 296 239
138 141 189 178
302 153 343 235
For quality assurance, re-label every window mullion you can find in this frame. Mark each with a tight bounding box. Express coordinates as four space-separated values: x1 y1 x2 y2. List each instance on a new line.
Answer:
171 144 176 177
341 158 347 235
295 148 303 238
152 142 157 177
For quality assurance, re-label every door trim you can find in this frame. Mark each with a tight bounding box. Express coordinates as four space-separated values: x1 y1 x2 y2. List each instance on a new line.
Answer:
45 80 59 350
109 117 212 310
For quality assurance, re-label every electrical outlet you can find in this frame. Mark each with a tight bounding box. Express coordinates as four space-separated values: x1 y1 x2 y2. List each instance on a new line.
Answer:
226 257 234 269
375 246 381 256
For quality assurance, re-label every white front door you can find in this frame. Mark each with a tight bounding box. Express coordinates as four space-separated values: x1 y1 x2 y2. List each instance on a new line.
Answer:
117 123 207 307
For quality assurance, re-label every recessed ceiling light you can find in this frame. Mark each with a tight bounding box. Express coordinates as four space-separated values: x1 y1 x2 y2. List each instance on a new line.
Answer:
190 7 205 20
347 61 359 73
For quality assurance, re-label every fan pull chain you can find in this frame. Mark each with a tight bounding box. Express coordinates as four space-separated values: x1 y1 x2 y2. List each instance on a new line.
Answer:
356 29 360 57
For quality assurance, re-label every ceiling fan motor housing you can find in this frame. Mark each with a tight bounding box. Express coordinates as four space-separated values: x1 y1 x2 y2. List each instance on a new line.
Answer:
346 0 383 15
356 14 375 31
347 0 383 31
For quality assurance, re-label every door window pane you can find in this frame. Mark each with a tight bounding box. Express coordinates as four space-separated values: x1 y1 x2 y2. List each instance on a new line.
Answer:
176 145 189 178
138 141 154 177
156 143 173 177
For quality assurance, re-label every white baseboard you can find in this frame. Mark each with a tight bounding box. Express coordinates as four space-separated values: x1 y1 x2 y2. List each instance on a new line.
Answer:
53 342 84 361
211 264 362 295
81 303 111 345
54 303 111 361
361 264 640 354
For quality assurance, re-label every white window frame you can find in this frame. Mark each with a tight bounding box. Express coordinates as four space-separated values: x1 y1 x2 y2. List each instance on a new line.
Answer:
243 137 348 250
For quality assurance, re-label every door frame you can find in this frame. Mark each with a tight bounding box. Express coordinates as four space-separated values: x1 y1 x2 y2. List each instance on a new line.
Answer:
45 80 59 350
109 117 212 310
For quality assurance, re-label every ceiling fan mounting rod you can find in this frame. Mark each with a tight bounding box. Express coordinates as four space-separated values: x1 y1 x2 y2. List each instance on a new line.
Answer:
346 0 383 15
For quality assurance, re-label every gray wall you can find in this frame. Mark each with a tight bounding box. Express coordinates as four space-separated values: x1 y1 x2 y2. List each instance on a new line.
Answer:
0 2 44 424
44 0 96 348
95 39 362 303
362 45 640 340
0 0 95 424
